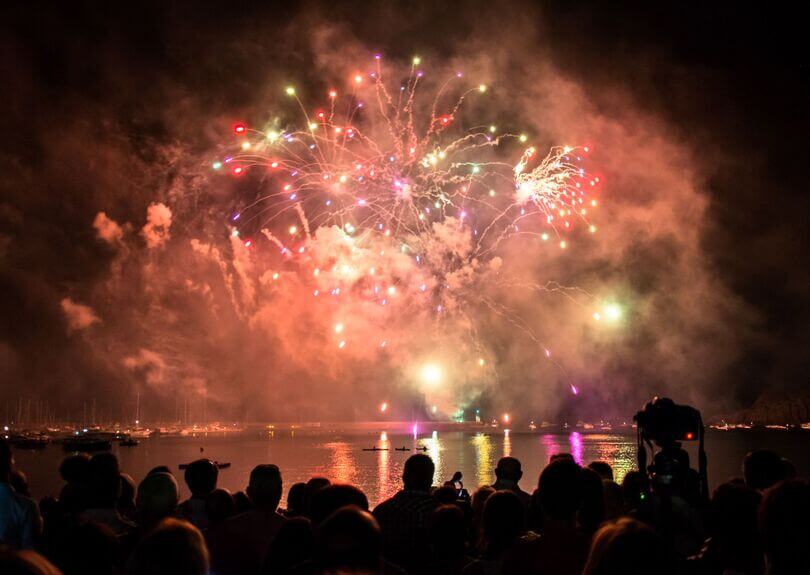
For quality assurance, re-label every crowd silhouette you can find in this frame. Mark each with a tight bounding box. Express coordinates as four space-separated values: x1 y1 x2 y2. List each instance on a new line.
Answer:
1 438 808 574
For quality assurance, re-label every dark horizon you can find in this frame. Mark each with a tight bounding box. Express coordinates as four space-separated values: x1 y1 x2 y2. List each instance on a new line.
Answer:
1 1 807 422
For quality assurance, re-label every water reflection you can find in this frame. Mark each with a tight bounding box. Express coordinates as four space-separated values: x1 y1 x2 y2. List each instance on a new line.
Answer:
472 433 494 487
377 431 390 499
503 429 512 458
541 433 559 461
590 434 636 483
426 430 443 481
569 432 583 464
324 441 356 484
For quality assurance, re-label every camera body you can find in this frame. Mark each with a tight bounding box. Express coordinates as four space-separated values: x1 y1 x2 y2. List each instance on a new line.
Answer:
634 397 702 447
634 397 708 501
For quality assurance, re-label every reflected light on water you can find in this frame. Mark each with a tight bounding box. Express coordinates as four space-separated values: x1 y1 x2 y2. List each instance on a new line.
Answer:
472 433 494 487
377 431 390 499
325 441 356 484
569 432 583 464
503 429 512 458
427 430 443 481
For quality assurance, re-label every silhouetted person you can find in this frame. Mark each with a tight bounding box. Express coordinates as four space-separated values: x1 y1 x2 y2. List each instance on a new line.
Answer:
620 470 646 513
54 521 119 575
503 459 589 575
147 466 172 476
578 467 606 535
118 473 137 522
208 464 287 575
463 490 524 575
128 518 209 575
261 517 314 574
373 453 438 572
426 504 473 575
309 484 369 526
10 471 31 498
491 457 531 508
205 488 235 525
582 517 679 575
313 506 404 574
743 450 792 491
58 455 90 513
136 472 179 530
470 486 495 552
689 481 764 575
303 477 330 519
759 478 810 575
587 461 614 482
80 453 134 536
179 459 219 529
0 548 62 575
602 480 624 520
285 483 306 517
0 439 42 549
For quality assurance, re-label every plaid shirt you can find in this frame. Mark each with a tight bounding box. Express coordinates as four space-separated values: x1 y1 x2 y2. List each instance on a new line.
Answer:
373 489 438 571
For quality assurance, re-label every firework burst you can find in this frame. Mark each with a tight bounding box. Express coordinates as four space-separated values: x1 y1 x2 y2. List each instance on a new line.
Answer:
212 56 603 410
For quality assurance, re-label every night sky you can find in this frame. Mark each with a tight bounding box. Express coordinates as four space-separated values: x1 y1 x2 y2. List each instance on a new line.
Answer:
1 1 807 421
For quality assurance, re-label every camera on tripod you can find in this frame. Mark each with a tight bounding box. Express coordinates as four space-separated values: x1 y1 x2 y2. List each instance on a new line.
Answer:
634 397 708 500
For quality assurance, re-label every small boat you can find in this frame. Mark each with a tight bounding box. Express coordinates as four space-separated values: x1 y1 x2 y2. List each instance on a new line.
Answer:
361 447 389 451
395 447 409 451
178 461 231 470
414 446 428 452
119 438 140 447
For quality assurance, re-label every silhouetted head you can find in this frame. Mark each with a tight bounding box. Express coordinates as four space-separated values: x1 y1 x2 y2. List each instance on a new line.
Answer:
128 518 208 575
743 449 790 491
119 473 137 518
11 470 30 497
583 517 678 575
482 490 525 555
538 459 582 522
310 483 369 526
403 453 434 491
550 452 575 463
247 464 282 511
205 488 235 524
317 506 381 571
621 470 646 511
87 453 121 508
759 478 810 575
708 481 763 573
59 521 119 575
183 459 218 497
263 517 315 574
137 472 179 526
588 461 614 482
602 480 624 520
434 484 459 504
148 466 172 476
428 504 467 560
285 482 306 517
0 549 62 575
59 454 91 483
495 456 523 482
0 439 12 481
579 467 606 533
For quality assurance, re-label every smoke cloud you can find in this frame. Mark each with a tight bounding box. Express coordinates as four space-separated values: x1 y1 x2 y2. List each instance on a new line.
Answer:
1 2 805 422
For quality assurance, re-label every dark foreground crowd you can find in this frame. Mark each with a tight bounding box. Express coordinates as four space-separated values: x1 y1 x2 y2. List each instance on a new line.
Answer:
1 439 808 575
